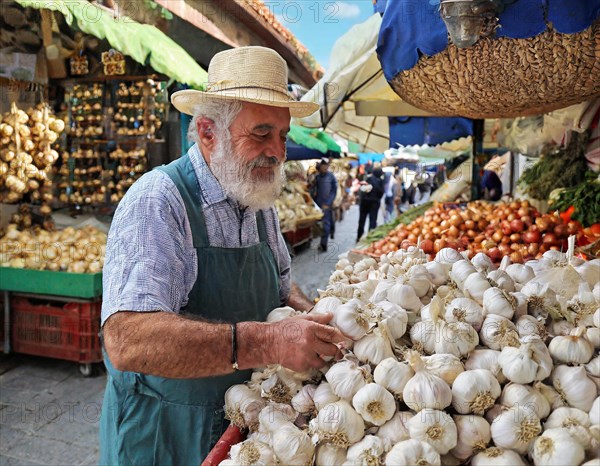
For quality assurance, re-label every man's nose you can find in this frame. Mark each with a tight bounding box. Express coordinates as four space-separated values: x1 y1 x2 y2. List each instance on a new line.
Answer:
265 137 286 163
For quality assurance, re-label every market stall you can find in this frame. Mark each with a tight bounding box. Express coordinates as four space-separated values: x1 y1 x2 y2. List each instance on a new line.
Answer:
0 0 205 370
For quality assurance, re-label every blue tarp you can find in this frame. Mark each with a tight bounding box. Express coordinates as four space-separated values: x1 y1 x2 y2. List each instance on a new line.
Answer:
286 141 339 161
358 153 386 165
377 0 600 80
389 117 473 146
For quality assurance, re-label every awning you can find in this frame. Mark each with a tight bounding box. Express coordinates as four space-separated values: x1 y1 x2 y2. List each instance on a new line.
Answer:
16 0 207 89
295 14 437 154
288 125 341 154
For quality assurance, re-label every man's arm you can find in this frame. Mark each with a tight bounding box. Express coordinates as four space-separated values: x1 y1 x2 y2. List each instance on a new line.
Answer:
286 282 314 312
103 310 345 378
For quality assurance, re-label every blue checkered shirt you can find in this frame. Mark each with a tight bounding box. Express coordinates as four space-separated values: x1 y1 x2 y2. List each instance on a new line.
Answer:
101 144 291 325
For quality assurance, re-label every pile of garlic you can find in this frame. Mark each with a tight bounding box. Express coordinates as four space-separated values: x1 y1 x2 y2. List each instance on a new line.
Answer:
0 224 106 273
222 240 599 466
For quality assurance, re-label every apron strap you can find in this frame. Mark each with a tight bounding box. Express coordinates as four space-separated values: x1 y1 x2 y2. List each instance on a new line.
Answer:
156 154 210 247
256 210 268 243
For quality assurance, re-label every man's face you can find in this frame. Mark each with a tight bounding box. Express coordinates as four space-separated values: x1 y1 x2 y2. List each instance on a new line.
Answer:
318 163 329 174
209 102 290 210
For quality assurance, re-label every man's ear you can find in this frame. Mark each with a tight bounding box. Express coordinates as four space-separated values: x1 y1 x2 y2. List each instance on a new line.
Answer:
196 117 216 160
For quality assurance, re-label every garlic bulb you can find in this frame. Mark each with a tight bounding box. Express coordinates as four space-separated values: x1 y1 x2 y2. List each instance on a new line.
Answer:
258 402 297 434
291 384 317 415
315 444 347 466
470 447 527 466
445 297 484 331
331 299 371 340
472 252 495 274
482 287 517 320
353 326 395 365
505 263 535 287
515 315 547 340
490 406 541 454
487 270 515 292
385 439 441 466
479 314 519 350
373 357 414 399
313 400 365 448
590 396 599 425
548 326 594 364
535 382 567 411
465 349 505 384
422 354 465 385
229 438 276 465
312 296 343 315
325 357 371 401
451 369 501 415
345 435 385 465
377 300 408 340
451 415 491 461
370 280 395 304
450 259 477 290
224 384 266 431
587 327 600 348
498 335 553 384
407 408 457 455
261 368 301 403
450 415 492 462
313 382 340 411
403 351 452 412
565 282 598 327
500 383 550 419
435 247 463 265
320 282 355 300
544 406 592 448
520 281 562 319
266 306 300 322
425 260 449 286
352 383 396 426
375 411 412 448
484 404 505 424
531 427 585 466
575 259 600 288
271 422 314 465
551 365 597 412
463 272 492 305
387 283 422 312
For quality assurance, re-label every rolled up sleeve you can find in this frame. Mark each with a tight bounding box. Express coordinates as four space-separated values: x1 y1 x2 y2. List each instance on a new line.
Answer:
101 171 196 325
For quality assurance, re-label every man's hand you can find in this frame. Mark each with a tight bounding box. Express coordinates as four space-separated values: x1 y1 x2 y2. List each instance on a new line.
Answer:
321 204 330 210
270 313 346 372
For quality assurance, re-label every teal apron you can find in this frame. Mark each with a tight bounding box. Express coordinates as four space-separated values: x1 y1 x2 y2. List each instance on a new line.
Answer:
99 154 280 465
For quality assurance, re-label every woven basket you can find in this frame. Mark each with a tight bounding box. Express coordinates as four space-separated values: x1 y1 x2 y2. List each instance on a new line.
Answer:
391 22 600 119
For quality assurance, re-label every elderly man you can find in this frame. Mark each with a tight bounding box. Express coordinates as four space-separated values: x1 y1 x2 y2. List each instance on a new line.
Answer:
99 46 346 465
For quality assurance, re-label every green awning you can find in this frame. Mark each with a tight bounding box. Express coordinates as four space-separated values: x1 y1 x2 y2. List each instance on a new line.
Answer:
288 125 341 154
16 0 207 89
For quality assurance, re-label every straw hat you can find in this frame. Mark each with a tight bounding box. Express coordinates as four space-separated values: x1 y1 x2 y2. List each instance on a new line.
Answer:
171 46 319 118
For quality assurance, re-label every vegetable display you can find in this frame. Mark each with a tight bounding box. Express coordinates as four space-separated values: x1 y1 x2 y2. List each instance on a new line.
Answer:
363 200 591 263
0 222 106 273
550 174 600 228
219 241 599 466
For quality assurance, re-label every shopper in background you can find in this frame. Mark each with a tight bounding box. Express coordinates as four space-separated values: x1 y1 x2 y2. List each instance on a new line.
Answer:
382 166 397 223
99 47 346 465
356 166 385 242
481 168 503 201
312 157 338 251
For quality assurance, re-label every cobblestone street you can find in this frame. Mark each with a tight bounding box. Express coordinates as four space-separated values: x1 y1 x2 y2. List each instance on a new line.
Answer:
0 204 387 465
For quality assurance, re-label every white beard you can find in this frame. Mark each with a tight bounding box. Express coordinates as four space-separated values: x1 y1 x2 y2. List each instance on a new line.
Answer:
209 138 285 211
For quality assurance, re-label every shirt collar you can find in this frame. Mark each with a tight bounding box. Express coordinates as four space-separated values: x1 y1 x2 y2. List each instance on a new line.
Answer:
188 143 227 205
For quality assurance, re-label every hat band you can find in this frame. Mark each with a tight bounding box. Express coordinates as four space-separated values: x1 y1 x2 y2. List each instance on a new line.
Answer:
206 84 291 98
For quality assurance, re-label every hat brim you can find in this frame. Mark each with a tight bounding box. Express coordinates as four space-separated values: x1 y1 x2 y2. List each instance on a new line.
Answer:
171 89 319 118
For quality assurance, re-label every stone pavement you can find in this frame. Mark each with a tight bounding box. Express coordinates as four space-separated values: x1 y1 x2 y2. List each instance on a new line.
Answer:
0 203 388 465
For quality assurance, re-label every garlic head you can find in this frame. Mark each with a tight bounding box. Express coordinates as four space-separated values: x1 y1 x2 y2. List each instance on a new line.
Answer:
531 427 585 466
407 408 457 455
352 383 396 426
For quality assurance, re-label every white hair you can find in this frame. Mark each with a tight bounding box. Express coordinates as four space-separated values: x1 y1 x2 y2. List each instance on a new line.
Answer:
187 100 243 145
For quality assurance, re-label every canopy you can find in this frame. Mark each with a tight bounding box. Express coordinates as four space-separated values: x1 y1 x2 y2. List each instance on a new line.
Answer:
378 0 600 79
16 0 207 89
288 125 341 154
295 14 434 154
286 140 339 161
389 116 473 146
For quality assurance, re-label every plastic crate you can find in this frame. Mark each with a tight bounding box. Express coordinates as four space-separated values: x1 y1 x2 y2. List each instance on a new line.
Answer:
0 268 102 298
10 295 102 364
283 226 312 248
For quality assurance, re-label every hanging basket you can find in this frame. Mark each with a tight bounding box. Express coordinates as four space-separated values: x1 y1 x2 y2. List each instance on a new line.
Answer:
391 22 600 119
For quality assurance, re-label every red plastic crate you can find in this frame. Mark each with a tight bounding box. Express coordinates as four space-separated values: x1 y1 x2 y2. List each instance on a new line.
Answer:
10 296 102 364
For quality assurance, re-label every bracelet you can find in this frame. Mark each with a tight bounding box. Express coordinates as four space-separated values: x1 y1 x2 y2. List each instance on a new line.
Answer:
231 323 239 371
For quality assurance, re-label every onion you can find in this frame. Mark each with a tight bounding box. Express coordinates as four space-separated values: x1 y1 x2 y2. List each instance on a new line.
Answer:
523 229 541 244
510 220 525 233
509 252 523 263
554 224 568 238
535 217 551 232
542 233 558 245
510 233 521 243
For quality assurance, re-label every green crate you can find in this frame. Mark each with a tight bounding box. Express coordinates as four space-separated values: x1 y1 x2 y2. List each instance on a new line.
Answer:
0 267 102 298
